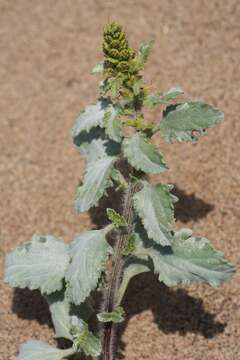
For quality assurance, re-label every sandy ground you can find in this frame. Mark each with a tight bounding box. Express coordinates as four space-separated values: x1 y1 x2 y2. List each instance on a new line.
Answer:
0 1 240 359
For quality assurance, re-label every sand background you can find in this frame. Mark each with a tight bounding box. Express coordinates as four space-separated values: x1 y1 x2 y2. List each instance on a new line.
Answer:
0 1 239 359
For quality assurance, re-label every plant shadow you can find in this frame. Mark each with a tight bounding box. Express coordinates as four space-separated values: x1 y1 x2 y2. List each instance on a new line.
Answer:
116 272 225 358
172 186 214 223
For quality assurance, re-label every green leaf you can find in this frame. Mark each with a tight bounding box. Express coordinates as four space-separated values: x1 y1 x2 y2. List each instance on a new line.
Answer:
107 208 127 227
138 40 154 64
66 230 113 305
72 98 111 138
122 133 167 174
46 289 90 340
133 78 144 95
144 86 184 107
75 155 116 212
133 182 175 246
117 257 151 305
122 233 137 256
108 77 123 97
103 105 122 143
135 228 235 287
14 340 74 360
92 62 104 74
97 306 125 323
71 316 102 357
158 102 224 143
4 235 70 295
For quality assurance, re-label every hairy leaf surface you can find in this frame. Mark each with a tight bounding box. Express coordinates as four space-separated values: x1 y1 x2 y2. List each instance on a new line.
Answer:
75 155 116 212
158 102 224 143
133 182 175 246
5 235 70 295
138 40 154 64
103 104 122 142
144 86 184 107
122 133 167 174
135 228 235 287
72 98 111 138
14 340 74 360
66 230 113 305
46 290 89 340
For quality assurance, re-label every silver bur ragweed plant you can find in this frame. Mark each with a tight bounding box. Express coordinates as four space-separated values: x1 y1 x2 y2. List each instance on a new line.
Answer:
5 22 235 360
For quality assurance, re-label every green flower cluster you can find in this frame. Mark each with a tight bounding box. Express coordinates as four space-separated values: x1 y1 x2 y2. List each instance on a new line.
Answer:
103 22 135 75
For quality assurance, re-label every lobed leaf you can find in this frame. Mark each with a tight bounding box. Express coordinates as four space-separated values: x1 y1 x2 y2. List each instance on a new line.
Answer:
66 230 113 305
72 98 111 138
135 228 235 287
4 235 70 295
122 133 167 174
158 102 224 143
75 155 116 212
133 182 175 246
13 340 74 360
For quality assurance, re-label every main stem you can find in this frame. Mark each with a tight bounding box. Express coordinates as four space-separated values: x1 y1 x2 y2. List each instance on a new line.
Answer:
102 181 139 360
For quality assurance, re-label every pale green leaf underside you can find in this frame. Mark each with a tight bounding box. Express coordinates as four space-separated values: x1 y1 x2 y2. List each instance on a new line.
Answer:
122 133 167 174
103 105 122 143
136 228 235 287
71 316 102 356
117 258 151 306
66 230 113 305
158 102 224 143
14 340 74 360
5 235 70 295
133 182 175 246
92 62 104 74
46 290 89 340
75 156 116 212
72 98 110 138
97 306 125 323
144 86 184 107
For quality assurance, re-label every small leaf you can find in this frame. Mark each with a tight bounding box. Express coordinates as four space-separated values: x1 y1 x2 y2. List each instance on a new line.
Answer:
71 316 102 357
103 105 122 143
138 40 154 64
135 228 235 287
158 102 224 143
97 306 125 323
14 340 74 360
66 230 113 305
5 235 70 295
122 133 167 174
144 86 184 107
133 78 144 95
92 63 104 74
108 77 123 97
75 155 116 212
72 98 111 138
122 233 136 256
133 182 175 246
46 289 90 340
107 208 127 227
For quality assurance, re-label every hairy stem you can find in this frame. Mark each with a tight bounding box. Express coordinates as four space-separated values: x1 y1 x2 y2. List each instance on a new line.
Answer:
102 181 140 360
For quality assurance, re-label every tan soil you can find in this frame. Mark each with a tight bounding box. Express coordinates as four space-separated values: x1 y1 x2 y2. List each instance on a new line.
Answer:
0 1 239 359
